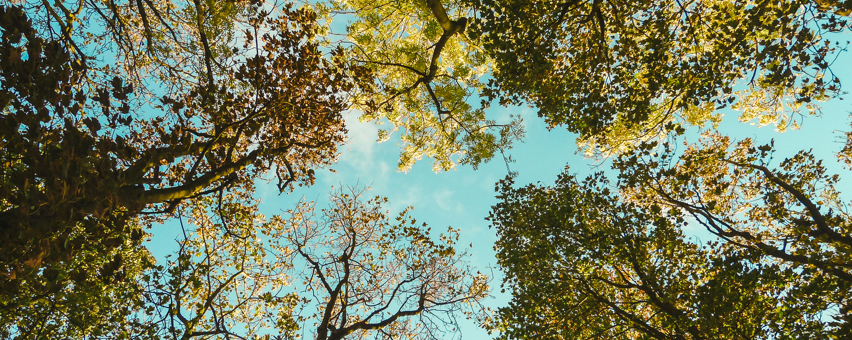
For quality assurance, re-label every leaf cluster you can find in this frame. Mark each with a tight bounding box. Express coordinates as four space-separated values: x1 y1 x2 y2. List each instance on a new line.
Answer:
469 0 848 155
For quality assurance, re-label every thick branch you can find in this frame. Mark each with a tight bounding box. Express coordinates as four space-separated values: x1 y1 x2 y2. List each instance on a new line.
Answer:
425 0 453 31
317 236 355 340
725 159 852 247
135 0 155 52
122 145 282 205
423 0 467 82
191 0 215 89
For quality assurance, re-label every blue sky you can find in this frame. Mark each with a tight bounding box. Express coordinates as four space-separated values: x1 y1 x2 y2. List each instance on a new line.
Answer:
255 106 595 339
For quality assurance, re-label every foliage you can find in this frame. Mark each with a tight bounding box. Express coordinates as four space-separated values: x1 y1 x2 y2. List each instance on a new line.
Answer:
0 2 372 334
326 0 524 171
468 0 849 155
115 188 488 340
476 1 852 339
490 133 852 339
137 195 302 340
280 187 490 340
4 0 852 339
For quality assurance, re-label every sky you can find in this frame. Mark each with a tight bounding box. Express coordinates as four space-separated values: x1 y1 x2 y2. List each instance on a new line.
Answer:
267 109 596 339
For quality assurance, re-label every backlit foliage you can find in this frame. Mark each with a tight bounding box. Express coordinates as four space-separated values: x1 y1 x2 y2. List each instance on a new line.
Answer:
491 134 852 339
325 0 524 171
468 0 849 156
0 2 372 335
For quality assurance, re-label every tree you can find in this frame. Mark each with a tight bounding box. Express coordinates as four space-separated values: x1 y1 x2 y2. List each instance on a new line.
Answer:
81 187 488 340
0 2 373 333
324 0 524 171
281 187 489 340
477 1 852 338
19 0 248 97
133 195 301 340
489 133 851 339
467 0 849 155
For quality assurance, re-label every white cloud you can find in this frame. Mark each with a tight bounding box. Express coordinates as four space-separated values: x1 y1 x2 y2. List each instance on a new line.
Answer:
338 110 383 176
433 188 463 213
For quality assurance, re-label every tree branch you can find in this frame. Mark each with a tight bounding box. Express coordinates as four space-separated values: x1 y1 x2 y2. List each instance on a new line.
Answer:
580 279 671 340
724 159 852 247
124 145 281 205
318 233 355 340
423 0 467 82
135 0 155 52
191 0 215 89
656 183 852 282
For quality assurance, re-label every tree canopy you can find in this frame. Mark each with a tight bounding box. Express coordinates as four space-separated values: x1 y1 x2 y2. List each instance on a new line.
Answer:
467 0 852 339
1 1 376 336
470 0 849 154
326 0 524 171
2 0 852 339
490 136 851 338
123 188 487 340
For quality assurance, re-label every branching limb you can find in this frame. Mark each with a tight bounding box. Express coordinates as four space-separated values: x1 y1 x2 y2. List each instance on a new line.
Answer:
580 279 670 340
723 159 852 247
653 181 852 282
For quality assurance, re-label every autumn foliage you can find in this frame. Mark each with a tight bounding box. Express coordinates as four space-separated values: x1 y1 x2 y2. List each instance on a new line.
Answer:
2 0 852 339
